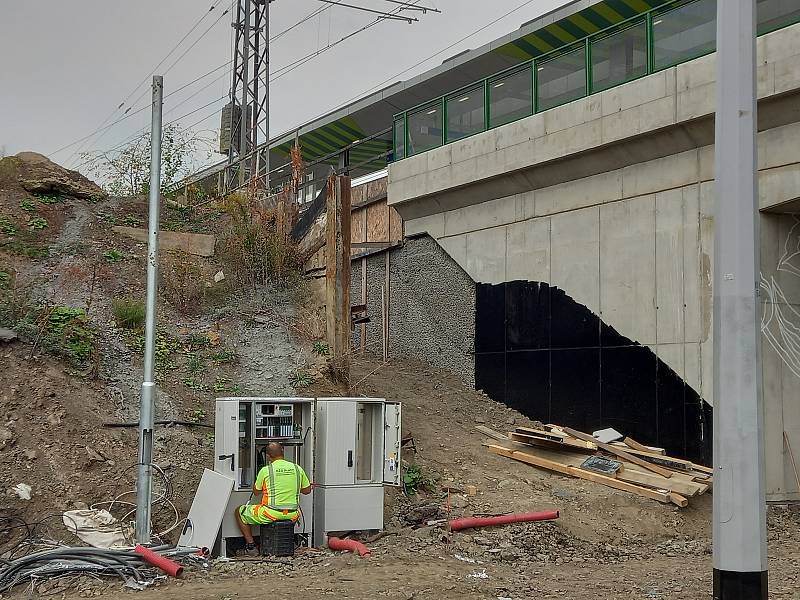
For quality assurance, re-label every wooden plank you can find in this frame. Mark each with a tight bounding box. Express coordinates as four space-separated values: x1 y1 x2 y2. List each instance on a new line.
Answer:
509 432 596 453
488 445 672 505
622 437 666 455
515 426 568 441
562 427 674 479
616 468 707 497
351 206 367 245
389 206 403 243
668 492 688 508
611 447 694 471
475 425 510 442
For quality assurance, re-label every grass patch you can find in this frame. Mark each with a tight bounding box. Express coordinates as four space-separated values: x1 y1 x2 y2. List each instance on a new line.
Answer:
111 298 145 329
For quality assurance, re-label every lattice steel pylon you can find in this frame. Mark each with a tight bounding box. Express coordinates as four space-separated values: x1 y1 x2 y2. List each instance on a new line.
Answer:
224 0 272 192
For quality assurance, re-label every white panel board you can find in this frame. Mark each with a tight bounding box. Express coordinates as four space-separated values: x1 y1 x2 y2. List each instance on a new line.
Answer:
317 485 384 534
178 469 234 550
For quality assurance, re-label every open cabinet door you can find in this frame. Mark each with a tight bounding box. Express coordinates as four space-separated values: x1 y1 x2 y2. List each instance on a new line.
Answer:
214 400 240 484
383 402 402 486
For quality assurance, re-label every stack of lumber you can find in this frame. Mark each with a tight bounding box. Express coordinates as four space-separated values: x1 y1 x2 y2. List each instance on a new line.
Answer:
477 424 712 508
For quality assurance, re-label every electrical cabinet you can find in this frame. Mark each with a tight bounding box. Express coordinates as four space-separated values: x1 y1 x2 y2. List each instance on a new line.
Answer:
213 396 401 553
214 397 314 556
313 398 402 547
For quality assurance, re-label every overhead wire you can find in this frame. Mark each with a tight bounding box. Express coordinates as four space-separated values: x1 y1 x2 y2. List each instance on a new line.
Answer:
285 0 536 128
59 1 344 168
65 4 233 167
74 0 420 168
316 0 417 22
64 2 223 165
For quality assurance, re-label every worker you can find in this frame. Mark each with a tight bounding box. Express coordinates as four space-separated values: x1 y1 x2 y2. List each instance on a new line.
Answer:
235 441 312 556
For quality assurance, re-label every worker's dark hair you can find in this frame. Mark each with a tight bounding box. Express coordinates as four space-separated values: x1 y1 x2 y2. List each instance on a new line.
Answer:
266 442 284 459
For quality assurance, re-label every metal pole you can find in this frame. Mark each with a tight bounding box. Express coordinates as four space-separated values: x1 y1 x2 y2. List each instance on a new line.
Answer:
713 1 767 598
264 0 270 191
239 0 251 187
135 75 163 545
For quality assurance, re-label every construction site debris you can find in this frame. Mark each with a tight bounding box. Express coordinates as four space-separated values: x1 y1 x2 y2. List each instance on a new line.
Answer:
479 424 712 508
449 511 560 532
62 509 131 549
592 427 623 443
11 483 32 500
327 537 371 557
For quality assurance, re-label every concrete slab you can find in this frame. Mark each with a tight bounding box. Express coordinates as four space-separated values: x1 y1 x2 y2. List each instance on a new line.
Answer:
655 188 685 345
534 170 623 216
656 343 685 383
621 149 699 200
443 195 518 237
465 227 507 284
684 342 702 396
506 217 550 282
404 213 445 238
760 163 800 210
682 185 704 345
113 226 216 257
438 234 468 272
550 206 600 315
599 195 656 345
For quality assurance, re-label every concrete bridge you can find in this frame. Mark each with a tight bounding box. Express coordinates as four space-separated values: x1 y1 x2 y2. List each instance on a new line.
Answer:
386 22 800 501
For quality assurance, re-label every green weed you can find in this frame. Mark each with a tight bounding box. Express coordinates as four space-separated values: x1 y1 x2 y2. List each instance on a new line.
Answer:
210 348 237 364
288 370 314 389
34 193 63 205
402 463 435 496
111 298 145 329
312 341 330 356
103 249 124 263
122 215 142 227
27 217 48 231
19 198 37 212
0 218 18 236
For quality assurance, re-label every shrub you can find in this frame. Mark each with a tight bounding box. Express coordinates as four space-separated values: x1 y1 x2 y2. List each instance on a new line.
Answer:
19 198 36 212
220 191 301 290
161 251 203 314
0 218 18 236
112 298 145 329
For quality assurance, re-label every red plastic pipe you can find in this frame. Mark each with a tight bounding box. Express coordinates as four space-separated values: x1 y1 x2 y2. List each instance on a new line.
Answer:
134 545 184 577
448 510 559 532
327 536 371 557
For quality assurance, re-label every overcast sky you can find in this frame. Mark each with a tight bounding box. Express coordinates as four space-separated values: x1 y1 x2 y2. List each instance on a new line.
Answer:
0 0 563 174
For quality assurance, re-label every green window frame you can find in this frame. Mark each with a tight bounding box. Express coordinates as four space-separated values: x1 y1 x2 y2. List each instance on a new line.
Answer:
392 0 800 162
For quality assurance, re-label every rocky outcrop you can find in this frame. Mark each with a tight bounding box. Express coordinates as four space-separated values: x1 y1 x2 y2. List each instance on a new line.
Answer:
12 152 106 200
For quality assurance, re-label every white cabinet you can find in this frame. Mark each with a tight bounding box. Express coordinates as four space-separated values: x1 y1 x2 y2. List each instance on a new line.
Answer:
214 397 315 555
313 398 402 546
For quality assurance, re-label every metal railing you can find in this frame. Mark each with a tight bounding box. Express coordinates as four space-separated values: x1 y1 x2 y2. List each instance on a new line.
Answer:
393 0 800 160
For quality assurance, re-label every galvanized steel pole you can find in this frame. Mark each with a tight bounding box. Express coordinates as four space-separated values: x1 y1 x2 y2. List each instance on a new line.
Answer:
713 1 768 598
135 75 163 545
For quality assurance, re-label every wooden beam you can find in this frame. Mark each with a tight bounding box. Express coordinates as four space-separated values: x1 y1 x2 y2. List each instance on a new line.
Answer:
325 175 352 383
562 427 674 479
488 445 673 505
609 446 695 471
475 425 511 442
622 437 665 455
616 468 708 497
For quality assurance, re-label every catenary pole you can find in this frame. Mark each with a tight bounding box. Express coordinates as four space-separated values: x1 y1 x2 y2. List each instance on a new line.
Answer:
135 75 164 545
712 1 768 598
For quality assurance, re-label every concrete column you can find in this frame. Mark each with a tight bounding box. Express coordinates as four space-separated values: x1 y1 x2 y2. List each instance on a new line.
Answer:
712 1 768 598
